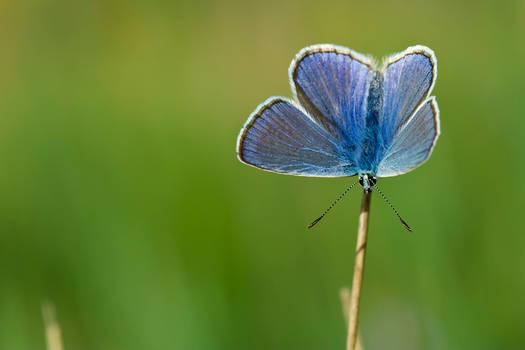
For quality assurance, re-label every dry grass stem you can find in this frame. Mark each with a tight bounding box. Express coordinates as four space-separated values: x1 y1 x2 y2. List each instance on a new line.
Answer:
340 288 364 350
345 191 371 350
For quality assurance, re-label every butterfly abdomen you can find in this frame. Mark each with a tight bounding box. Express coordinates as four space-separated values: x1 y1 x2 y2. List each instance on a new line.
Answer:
357 72 383 174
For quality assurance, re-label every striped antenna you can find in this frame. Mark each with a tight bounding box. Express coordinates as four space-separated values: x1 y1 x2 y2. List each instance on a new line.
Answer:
374 185 412 232
307 181 358 229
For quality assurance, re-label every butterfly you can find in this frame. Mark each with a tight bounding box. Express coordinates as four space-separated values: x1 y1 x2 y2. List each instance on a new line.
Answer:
236 44 440 229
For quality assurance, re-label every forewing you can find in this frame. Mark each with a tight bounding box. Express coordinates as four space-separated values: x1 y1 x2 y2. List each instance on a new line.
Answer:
379 46 436 147
376 98 440 177
290 44 374 142
237 97 356 177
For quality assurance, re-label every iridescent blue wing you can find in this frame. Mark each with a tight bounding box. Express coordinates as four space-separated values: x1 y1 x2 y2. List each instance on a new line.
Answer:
376 46 440 177
376 98 440 176
237 97 356 177
237 44 375 177
290 44 374 144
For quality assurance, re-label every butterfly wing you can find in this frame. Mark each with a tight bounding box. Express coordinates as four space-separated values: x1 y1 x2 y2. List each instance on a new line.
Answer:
237 44 375 177
376 46 440 177
290 44 374 146
377 97 440 176
237 97 357 177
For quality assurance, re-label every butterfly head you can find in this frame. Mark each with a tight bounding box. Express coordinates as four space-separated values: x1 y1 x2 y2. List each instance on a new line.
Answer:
358 173 377 194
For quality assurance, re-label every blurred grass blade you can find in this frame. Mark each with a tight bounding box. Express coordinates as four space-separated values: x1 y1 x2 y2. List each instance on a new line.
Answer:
42 301 64 350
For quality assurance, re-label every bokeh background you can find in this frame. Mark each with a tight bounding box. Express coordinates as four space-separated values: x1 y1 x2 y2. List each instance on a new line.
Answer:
1 0 525 349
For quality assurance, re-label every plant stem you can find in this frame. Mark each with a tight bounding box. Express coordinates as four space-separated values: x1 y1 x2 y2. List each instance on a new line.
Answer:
340 288 364 350
42 301 64 350
346 190 371 350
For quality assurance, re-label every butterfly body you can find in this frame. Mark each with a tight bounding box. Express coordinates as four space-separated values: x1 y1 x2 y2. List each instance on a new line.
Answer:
356 71 383 175
237 44 440 192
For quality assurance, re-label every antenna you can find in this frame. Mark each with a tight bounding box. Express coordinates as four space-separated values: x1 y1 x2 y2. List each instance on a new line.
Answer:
307 181 358 229
374 185 413 232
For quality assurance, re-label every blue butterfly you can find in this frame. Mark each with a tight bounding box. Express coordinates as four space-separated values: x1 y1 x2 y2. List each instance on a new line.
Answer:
236 44 440 229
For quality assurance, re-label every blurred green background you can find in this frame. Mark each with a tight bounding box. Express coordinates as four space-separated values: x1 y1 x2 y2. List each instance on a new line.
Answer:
1 0 524 349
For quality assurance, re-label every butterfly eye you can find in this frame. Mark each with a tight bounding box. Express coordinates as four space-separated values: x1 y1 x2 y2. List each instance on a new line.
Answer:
358 177 364 186
370 177 377 186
